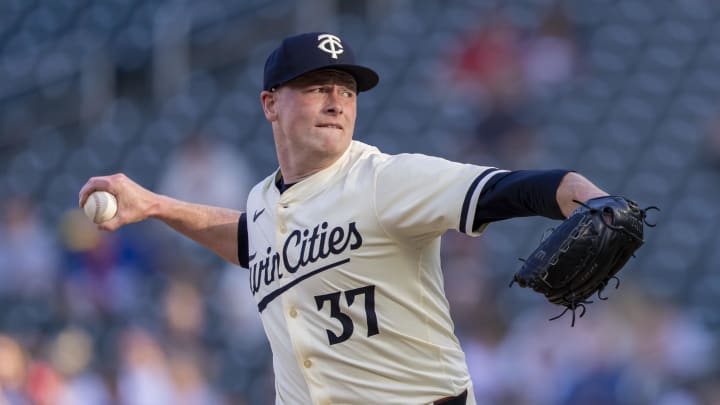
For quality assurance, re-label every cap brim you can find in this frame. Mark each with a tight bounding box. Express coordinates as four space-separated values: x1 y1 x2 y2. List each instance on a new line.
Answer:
277 64 379 93
329 64 379 92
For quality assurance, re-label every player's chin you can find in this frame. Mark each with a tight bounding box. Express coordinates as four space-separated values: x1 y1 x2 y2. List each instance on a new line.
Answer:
313 129 351 149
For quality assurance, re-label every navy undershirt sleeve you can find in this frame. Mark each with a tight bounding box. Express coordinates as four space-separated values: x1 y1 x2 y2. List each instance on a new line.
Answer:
238 213 249 268
472 169 570 231
237 175 293 268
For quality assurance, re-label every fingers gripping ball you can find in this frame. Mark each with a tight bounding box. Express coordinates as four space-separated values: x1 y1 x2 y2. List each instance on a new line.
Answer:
510 196 658 326
83 191 118 224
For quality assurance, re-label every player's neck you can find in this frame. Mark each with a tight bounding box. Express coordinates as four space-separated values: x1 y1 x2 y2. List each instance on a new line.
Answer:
276 161 327 184
275 149 343 183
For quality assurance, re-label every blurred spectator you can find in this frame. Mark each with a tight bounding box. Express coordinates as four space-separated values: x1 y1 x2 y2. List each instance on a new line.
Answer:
58 210 156 320
166 349 224 405
156 133 255 261
211 264 271 404
49 327 111 405
0 334 31 404
523 3 580 95
448 3 579 100
116 327 224 405
158 134 254 210
447 10 526 106
459 286 718 405
618 292 717 405
445 9 538 168
25 361 64 405
469 99 537 168
163 279 205 343
214 263 265 345
441 231 492 332
461 312 516 404
446 4 580 168
0 196 60 298
116 327 175 405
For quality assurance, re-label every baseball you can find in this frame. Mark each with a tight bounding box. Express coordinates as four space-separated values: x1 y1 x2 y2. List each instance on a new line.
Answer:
83 191 118 224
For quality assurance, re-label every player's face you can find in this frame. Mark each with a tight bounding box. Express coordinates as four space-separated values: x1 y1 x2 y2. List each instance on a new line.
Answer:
265 70 358 160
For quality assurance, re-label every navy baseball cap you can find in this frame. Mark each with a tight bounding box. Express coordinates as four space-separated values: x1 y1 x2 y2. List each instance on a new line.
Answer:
263 32 379 92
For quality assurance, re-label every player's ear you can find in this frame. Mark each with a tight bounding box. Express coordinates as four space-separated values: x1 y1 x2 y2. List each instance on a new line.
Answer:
261 90 278 121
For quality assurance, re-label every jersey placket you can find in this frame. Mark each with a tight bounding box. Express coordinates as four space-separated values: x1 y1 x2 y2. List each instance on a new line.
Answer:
280 291 333 404
275 197 333 405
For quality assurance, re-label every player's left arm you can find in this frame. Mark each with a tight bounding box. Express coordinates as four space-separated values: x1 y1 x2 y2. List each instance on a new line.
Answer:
555 172 608 217
472 170 608 231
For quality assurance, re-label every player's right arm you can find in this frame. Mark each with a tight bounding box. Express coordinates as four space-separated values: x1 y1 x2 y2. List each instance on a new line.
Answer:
79 173 242 266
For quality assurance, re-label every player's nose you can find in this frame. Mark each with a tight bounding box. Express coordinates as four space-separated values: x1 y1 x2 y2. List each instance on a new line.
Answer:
323 89 343 115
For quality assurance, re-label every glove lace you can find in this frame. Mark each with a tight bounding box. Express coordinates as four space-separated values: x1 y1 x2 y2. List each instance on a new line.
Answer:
549 296 591 327
597 276 620 301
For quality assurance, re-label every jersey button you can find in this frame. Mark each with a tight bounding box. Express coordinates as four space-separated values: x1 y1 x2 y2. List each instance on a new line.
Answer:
303 359 312 368
289 308 297 318
280 224 287 233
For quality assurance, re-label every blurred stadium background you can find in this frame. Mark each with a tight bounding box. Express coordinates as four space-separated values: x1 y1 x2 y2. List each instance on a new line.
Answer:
1 0 719 404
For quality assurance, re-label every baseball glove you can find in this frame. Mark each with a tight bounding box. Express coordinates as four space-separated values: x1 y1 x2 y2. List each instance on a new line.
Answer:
510 196 657 326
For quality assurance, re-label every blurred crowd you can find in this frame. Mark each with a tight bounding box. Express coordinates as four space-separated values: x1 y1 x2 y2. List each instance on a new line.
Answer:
443 230 719 405
0 134 271 404
2 1 720 404
442 4 579 169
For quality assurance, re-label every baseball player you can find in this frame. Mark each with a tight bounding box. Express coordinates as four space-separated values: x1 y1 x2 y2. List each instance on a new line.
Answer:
80 32 609 404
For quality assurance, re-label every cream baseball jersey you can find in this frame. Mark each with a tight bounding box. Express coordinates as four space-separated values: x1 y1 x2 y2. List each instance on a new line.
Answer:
245 141 507 405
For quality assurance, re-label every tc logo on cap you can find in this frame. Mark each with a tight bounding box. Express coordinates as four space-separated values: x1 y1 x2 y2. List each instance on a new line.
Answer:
317 34 344 59
263 32 378 92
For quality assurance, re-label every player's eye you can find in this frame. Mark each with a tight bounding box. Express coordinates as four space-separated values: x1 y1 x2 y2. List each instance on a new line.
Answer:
341 89 355 98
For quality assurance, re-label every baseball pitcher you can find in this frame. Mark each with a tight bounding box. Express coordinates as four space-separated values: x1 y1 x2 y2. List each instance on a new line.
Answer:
80 32 654 405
